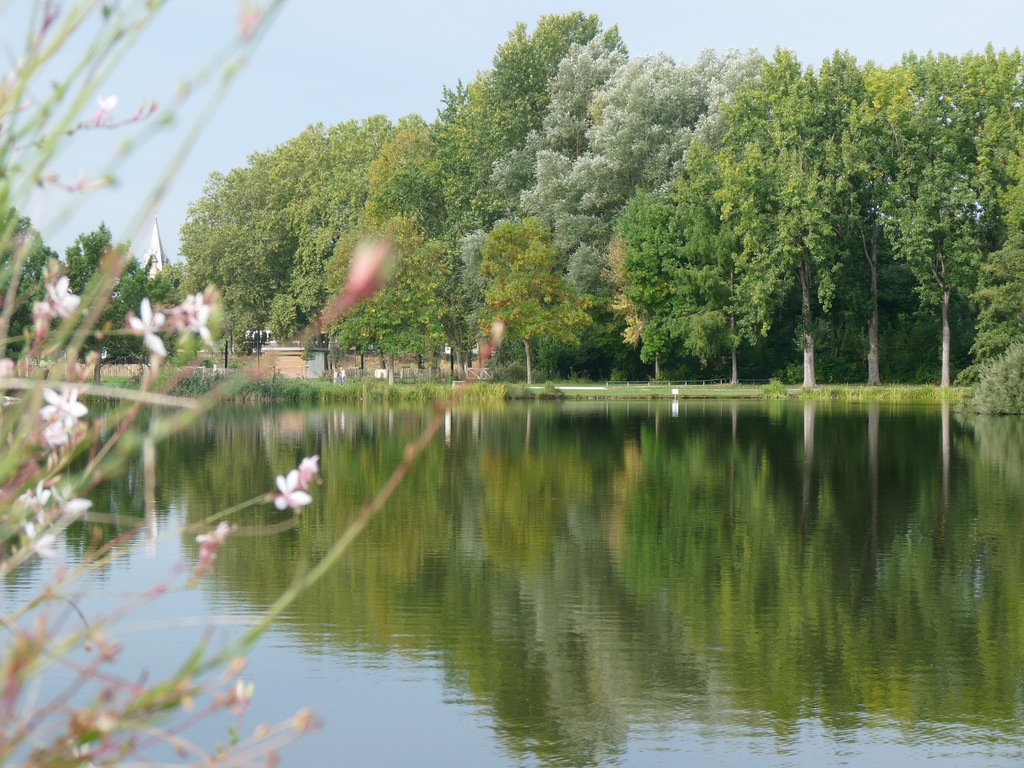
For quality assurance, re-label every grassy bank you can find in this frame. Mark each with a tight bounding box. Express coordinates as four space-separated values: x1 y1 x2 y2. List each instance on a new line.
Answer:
796 384 968 403
166 371 512 403
146 370 969 404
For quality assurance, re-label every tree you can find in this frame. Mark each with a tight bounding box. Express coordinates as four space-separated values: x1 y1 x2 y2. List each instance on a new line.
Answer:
180 162 297 335
670 142 745 382
825 54 894 385
433 14 611 238
365 116 445 239
972 235 1024 361
479 219 591 383
882 53 985 387
719 50 843 387
615 193 679 379
522 49 760 298
64 222 172 364
181 118 393 339
0 208 55 349
327 217 446 384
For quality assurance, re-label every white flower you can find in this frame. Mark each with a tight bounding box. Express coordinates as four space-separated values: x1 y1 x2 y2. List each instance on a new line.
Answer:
42 417 76 448
51 484 92 520
41 387 88 422
128 298 167 357
45 275 80 319
18 482 52 519
39 388 87 450
24 522 57 559
273 469 313 511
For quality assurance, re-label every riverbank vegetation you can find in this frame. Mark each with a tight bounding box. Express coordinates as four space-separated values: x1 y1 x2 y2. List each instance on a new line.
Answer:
10 14 1023 394
156 368 967 403
165 16 1024 390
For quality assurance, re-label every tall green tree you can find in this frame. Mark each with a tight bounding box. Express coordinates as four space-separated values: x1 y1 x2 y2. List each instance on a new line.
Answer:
181 117 393 339
479 218 591 383
616 193 679 379
180 161 296 335
433 13 610 239
719 50 843 387
882 53 985 387
972 132 1024 361
0 208 55 348
671 143 745 382
327 217 446 384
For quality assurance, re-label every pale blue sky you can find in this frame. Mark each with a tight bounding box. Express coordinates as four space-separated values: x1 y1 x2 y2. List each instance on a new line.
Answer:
6 0 1023 261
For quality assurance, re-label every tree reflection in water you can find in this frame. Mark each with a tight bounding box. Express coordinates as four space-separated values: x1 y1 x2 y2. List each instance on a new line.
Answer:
66 401 1024 766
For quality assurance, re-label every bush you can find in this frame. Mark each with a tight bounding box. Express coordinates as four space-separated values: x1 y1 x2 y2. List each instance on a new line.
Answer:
761 379 789 399
969 343 1024 414
493 363 528 383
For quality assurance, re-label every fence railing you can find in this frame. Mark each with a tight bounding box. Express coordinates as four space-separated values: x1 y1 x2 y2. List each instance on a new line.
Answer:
603 379 770 387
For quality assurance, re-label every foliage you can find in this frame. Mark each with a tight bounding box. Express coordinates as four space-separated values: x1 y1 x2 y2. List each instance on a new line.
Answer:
478 219 592 383
760 379 789 399
327 217 447 381
181 118 395 337
969 342 1024 414
173 16 1024 386
0 208 55 348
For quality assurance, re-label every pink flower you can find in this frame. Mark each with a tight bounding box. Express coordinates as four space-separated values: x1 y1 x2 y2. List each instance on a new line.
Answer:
296 455 320 490
237 2 264 38
273 469 313 511
196 521 237 573
346 240 393 304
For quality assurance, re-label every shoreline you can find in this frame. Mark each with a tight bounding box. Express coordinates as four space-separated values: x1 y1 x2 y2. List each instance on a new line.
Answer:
117 370 968 405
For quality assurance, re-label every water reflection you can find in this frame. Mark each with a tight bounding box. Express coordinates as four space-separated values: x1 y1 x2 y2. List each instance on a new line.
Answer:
68 403 1024 764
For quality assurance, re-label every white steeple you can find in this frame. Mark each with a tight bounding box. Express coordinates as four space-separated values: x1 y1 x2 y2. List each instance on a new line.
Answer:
145 218 166 279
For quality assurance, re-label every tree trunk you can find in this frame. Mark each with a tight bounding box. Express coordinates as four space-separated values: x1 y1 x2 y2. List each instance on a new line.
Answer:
798 259 816 388
940 286 951 387
860 218 884 385
864 223 881 386
654 354 660 381
388 353 395 386
524 339 533 385
729 314 739 385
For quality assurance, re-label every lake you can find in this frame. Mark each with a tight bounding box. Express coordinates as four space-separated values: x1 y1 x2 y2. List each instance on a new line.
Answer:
4 400 1024 766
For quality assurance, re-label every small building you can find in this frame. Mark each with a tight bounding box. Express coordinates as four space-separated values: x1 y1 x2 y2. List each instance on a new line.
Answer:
258 342 328 379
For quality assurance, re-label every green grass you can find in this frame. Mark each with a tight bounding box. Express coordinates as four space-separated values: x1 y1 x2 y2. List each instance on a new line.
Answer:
165 371 518 403
797 384 968 403
112 369 971 404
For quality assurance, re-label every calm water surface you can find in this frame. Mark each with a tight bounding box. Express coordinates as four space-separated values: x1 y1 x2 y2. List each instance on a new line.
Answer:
5 400 1024 767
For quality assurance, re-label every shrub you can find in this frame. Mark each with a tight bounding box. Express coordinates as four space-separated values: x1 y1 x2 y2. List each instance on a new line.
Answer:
761 379 789 399
969 343 1024 414
493 363 528 383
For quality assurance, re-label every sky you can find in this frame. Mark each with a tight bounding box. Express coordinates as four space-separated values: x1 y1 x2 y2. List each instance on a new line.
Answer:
5 0 1024 262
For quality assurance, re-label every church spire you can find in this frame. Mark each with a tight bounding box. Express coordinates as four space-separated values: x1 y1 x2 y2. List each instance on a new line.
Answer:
145 218 166 279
